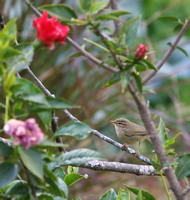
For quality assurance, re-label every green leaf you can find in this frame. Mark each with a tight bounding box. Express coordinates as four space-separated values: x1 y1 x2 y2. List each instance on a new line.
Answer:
58 178 68 198
64 173 87 187
120 72 130 93
138 59 157 71
38 4 77 21
69 52 82 58
3 72 15 92
0 162 18 188
38 194 54 200
0 18 17 46
46 177 67 198
2 47 22 60
5 180 28 196
157 118 168 146
96 14 120 21
131 72 142 93
12 78 44 96
164 132 182 149
167 148 176 156
54 122 91 140
49 149 106 170
79 0 92 11
38 111 52 129
176 46 189 57
0 141 13 157
142 86 156 94
163 160 178 167
96 10 131 21
104 72 121 87
54 168 66 180
137 190 143 200
67 166 79 174
109 10 131 17
83 37 109 52
7 44 34 73
90 2 108 14
150 159 162 171
119 16 140 47
39 138 66 148
18 147 44 180
125 186 155 200
100 188 117 200
157 15 179 22
117 188 130 200
15 94 48 105
176 153 190 180
135 64 148 72
29 96 80 113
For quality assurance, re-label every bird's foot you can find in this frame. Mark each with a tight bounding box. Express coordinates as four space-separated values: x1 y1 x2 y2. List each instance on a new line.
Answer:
134 151 140 157
121 144 128 151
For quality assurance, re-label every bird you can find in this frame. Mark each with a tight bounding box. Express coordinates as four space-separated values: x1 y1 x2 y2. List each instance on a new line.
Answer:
110 118 149 155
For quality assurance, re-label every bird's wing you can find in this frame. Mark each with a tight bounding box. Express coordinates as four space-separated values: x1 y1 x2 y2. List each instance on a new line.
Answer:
128 124 148 136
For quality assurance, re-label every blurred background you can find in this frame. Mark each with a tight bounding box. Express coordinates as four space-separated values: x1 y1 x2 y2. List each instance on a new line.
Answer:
1 0 190 199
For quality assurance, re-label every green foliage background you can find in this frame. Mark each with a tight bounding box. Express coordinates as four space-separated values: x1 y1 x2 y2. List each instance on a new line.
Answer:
0 0 190 199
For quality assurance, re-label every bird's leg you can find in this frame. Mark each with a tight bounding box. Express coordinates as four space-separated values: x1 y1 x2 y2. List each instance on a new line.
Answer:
121 143 128 151
135 142 141 156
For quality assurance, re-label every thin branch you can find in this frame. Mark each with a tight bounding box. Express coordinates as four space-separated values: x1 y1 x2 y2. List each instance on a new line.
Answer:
23 0 42 17
79 160 157 175
143 18 190 85
66 37 117 72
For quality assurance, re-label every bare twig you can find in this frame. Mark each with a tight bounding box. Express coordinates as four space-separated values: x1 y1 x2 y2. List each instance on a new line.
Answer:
143 18 190 85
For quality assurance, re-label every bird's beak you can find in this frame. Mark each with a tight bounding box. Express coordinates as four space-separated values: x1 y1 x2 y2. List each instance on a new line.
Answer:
110 120 115 124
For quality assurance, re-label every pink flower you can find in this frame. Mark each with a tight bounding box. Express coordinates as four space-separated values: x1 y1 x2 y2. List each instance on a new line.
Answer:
33 11 70 50
135 44 147 60
4 118 44 149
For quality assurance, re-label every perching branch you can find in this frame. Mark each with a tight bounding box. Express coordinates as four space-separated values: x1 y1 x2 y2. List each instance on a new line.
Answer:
79 160 157 175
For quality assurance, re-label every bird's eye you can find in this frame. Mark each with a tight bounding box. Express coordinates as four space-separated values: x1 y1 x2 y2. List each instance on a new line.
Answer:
118 122 122 125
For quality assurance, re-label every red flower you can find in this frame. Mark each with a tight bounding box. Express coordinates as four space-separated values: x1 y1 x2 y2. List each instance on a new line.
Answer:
33 11 70 49
135 44 147 60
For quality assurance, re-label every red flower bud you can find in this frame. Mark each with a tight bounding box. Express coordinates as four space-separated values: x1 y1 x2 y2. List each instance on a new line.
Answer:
33 11 70 50
135 44 147 60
